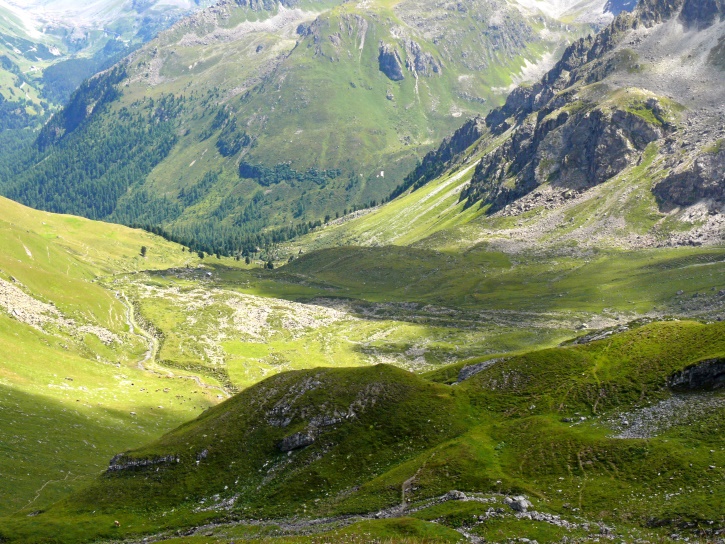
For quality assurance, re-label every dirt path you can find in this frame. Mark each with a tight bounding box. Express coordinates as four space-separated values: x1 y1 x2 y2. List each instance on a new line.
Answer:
120 491 525 543
116 291 229 398
117 292 157 371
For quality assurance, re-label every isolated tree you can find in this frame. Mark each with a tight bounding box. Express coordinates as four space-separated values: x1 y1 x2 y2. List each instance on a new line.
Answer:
245 256 251 265
140 246 147 257
266 260 274 270
198 251 205 259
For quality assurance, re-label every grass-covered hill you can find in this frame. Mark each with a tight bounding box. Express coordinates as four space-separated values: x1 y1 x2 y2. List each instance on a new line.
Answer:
1 176 722 543
0 0 615 255
2 319 722 543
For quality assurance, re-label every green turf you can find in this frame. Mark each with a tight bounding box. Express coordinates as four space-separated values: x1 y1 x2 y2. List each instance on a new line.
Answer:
2 320 721 543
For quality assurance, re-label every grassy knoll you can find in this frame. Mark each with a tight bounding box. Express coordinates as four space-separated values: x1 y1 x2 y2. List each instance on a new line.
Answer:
1 320 721 543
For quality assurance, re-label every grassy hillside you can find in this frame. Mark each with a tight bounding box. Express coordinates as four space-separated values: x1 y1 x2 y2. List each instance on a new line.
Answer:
0 195 219 514
279 244 725 318
3 186 721 536
1 0 600 254
2 320 721 543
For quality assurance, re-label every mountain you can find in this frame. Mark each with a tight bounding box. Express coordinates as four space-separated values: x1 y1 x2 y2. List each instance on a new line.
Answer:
0 0 213 131
0 0 628 256
295 0 724 255
0 0 723 541
460 0 725 216
2 319 722 543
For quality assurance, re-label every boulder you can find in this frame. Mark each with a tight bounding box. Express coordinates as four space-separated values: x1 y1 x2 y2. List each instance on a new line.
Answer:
505 495 532 512
653 145 725 209
444 490 467 501
277 431 315 452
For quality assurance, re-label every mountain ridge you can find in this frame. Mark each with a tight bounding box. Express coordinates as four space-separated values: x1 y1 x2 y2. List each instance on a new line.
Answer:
0 0 620 255
0 0 215 125
309 0 724 255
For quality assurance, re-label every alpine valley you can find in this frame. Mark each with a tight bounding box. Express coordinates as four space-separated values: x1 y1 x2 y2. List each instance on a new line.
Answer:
0 0 723 543
1 0 626 252
0 0 216 133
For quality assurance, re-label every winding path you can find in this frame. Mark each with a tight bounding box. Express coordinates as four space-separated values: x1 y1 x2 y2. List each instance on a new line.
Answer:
116 291 229 398
117 292 158 371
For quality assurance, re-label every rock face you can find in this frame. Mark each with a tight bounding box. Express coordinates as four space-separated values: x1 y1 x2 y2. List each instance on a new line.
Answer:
669 358 725 390
463 105 665 212
403 39 441 76
108 453 180 472
653 145 725 209
378 43 405 81
278 431 316 452
378 36 442 84
680 0 725 29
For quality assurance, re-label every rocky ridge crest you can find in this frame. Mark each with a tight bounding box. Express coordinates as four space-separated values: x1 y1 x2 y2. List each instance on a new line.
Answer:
454 0 725 224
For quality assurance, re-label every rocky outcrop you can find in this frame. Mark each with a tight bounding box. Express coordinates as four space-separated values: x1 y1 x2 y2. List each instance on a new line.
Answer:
378 43 404 81
403 40 441 76
669 358 725 390
108 453 180 472
457 358 503 383
455 0 712 212
680 0 725 29
277 431 315 452
463 105 665 211
653 144 725 208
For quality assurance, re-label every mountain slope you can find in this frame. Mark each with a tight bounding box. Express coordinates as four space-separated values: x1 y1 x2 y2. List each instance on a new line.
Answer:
293 0 725 254
0 195 224 515
0 0 213 130
0 0 623 255
2 320 722 543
